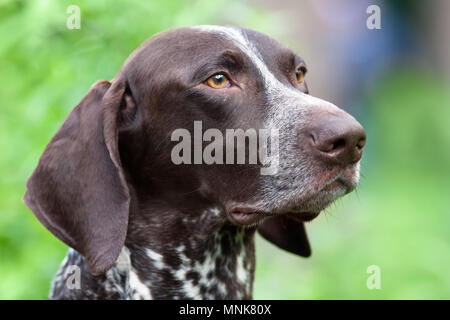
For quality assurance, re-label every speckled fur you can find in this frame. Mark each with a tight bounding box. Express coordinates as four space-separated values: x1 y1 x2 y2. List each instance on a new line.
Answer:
50 222 255 300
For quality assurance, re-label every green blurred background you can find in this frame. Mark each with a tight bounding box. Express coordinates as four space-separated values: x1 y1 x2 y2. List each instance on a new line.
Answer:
1 0 449 299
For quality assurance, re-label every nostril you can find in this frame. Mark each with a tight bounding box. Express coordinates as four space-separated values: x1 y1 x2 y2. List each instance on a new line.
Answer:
310 132 318 145
313 137 346 154
356 137 366 150
331 138 346 151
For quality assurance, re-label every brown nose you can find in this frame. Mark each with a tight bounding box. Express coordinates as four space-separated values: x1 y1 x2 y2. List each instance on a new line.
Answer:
310 116 366 166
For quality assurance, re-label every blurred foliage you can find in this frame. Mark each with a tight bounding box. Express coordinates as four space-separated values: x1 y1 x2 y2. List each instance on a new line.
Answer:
1 0 449 299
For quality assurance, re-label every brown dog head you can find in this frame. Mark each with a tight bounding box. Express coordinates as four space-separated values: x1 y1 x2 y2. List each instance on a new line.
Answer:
24 26 365 275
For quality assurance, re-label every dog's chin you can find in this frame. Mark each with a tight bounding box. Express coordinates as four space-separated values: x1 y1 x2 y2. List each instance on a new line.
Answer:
292 179 352 211
229 173 358 227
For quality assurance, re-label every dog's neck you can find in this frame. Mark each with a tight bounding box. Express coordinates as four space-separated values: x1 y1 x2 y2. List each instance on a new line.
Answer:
50 207 257 300
126 222 256 299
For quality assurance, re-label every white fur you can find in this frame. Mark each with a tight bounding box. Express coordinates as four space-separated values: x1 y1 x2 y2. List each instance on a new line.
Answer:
129 267 152 300
146 248 165 270
116 247 153 300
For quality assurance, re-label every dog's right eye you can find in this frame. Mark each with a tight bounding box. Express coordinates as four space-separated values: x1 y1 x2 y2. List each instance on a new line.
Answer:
296 67 305 84
206 74 231 89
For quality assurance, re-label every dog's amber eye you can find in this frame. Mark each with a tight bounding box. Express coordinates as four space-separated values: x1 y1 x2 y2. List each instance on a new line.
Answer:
206 74 230 89
296 67 305 83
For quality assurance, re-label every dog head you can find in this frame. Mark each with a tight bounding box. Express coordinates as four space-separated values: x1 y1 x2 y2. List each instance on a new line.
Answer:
24 26 366 275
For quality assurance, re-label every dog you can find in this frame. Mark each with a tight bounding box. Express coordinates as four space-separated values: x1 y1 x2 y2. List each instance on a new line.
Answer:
24 25 366 299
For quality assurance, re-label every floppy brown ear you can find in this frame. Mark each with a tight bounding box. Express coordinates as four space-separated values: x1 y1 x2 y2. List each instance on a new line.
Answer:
24 77 136 275
257 215 311 257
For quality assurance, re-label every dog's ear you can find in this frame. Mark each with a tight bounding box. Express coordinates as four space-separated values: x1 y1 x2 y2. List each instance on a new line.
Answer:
257 215 311 257
24 77 136 275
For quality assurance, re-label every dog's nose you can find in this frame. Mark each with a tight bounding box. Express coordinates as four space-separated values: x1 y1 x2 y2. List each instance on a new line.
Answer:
310 116 366 166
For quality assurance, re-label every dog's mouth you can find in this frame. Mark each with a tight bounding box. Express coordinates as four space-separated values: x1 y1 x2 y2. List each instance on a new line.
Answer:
229 208 320 226
229 168 358 226
229 208 269 226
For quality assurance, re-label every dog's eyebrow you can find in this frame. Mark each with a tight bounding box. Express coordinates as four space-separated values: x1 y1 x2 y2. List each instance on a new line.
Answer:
278 52 307 76
191 50 245 83
293 54 307 70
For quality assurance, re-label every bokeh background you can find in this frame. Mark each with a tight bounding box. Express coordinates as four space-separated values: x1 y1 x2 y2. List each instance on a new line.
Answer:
1 0 449 299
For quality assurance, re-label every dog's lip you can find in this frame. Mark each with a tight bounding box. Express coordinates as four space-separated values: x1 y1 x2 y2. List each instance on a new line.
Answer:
229 207 320 226
322 178 347 191
229 207 268 226
318 167 358 193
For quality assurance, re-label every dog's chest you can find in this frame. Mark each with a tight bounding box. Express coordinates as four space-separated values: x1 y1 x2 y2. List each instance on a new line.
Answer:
50 226 255 299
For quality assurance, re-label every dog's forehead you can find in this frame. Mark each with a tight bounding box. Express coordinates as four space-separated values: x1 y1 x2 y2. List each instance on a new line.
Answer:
190 25 296 64
125 25 295 73
191 26 286 50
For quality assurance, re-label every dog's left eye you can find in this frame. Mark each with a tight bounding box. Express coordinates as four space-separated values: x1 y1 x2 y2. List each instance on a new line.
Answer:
296 67 305 84
206 74 230 89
